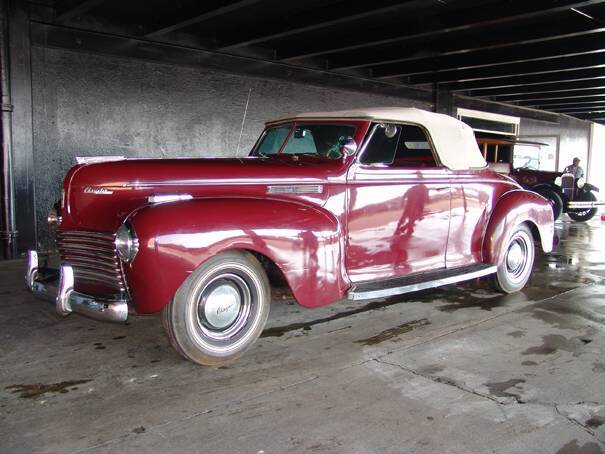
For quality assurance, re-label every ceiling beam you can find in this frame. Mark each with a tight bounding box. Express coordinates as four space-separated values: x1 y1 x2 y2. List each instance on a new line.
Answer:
278 0 605 62
443 67 605 92
525 98 605 108
501 90 605 103
144 0 264 38
329 16 605 71
371 32 605 79
55 0 107 23
472 78 605 97
216 0 437 51
407 54 605 85
551 106 605 113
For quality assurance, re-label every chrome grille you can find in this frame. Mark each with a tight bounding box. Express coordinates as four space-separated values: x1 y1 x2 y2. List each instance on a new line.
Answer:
561 174 575 199
56 230 126 292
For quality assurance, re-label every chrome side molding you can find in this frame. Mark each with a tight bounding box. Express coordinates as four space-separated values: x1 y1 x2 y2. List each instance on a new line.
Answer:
348 265 498 301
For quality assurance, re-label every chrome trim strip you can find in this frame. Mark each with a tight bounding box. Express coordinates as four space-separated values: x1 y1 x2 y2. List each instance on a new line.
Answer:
568 201 605 209
126 177 327 189
147 193 193 203
267 184 323 194
26 251 128 323
348 265 498 301
60 255 121 270
57 231 115 240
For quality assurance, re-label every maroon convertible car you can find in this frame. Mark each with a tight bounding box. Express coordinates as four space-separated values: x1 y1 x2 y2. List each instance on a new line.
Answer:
27 107 554 366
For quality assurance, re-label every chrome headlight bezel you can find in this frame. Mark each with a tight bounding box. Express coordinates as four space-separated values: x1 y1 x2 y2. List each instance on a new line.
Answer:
577 177 586 189
115 223 139 263
554 176 562 186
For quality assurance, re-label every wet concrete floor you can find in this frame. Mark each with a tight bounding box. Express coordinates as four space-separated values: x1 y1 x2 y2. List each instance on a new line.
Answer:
1 218 605 453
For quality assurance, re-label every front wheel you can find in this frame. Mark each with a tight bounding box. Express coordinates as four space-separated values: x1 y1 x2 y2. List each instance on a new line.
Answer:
492 224 535 294
162 251 270 366
567 191 598 222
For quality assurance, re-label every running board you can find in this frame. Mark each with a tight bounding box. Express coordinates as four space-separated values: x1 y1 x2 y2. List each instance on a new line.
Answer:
348 264 497 301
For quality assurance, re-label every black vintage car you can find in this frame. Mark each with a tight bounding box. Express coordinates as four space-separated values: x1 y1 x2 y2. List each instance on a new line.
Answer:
477 136 602 222
512 168 600 222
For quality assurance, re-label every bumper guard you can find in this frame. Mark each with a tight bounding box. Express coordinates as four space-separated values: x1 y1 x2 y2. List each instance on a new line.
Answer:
26 250 129 322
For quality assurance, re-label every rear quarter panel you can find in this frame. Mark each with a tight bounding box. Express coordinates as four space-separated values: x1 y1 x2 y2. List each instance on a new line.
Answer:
483 189 555 265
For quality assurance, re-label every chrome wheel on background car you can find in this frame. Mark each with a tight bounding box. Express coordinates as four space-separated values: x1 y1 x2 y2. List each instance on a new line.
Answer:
493 224 535 294
162 251 270 366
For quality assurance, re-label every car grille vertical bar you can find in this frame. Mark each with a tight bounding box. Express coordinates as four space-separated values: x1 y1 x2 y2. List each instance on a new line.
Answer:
56 230 126 292
561 174 575 199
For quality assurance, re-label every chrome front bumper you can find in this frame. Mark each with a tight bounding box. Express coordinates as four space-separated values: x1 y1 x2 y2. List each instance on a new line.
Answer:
26 250 129 322
567 200 605 209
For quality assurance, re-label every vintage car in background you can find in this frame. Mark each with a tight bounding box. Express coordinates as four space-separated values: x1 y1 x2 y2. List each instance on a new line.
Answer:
477 136 603 222
27 108 554 366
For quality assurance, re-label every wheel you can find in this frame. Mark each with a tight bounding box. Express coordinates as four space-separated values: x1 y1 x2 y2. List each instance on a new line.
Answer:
492 224 535 294
535 187 563 221
567 191 597 222
162 251 270 366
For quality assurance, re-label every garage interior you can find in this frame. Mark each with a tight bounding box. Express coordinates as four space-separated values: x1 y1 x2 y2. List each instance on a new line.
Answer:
2 0 605 452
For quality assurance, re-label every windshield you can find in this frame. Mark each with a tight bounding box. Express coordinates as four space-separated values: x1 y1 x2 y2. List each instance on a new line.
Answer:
251 123 357 159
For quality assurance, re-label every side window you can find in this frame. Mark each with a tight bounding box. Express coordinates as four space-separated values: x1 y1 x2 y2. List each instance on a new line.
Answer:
393 125 437 167
360 124 401 165
361 123 437 167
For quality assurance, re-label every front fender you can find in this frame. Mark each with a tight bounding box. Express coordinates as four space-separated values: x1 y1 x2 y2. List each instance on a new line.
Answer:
125 197 347 313
483 189 554 266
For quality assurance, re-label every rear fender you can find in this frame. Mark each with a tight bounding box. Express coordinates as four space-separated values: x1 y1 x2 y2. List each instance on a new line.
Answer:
483 189 554 266
125 198 347 313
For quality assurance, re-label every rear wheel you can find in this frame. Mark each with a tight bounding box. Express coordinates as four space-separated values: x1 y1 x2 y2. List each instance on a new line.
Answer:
492 224 535 294
568 191 597 222
162 251 270 366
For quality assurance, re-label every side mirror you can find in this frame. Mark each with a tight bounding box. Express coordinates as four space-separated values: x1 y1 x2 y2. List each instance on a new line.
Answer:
340 137 358 156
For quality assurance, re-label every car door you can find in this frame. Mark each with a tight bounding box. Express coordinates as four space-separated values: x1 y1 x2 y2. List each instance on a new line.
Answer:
346 123 451 283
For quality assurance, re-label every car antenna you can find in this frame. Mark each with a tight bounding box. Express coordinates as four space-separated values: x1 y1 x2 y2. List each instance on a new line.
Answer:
236 88 252 156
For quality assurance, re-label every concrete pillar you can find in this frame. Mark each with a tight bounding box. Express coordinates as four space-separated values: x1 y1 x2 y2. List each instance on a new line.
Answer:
5 0 36 253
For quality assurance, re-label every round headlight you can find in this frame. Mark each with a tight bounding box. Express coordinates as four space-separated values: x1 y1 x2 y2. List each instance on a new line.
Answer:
115 223 139 263
577 177 585 188
48 202 61 230
554 176 562 186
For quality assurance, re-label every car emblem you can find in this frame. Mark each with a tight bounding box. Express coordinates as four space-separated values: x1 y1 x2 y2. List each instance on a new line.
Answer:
84 186 113 195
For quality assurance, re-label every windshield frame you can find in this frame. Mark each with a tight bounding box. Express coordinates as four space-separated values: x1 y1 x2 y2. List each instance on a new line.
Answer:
250 120 361 159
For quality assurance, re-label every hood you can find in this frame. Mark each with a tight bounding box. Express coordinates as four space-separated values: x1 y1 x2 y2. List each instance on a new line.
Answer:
60 156 344 232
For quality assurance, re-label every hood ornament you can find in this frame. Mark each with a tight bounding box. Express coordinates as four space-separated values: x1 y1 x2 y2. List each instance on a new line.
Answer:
84 186 114 195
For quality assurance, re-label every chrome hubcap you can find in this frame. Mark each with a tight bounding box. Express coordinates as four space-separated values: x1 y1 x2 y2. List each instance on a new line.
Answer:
196 273 252 341
506 242 524 272
203 284 241 329
504 230 533 284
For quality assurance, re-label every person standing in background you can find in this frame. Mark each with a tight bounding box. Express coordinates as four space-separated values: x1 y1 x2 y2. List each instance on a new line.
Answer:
564 157 584 179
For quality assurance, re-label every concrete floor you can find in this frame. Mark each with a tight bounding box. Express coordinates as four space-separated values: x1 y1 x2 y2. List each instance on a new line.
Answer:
1 218 605 454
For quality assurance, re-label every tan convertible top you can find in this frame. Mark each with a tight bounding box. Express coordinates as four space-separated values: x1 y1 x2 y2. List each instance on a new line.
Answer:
267 107 487 171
